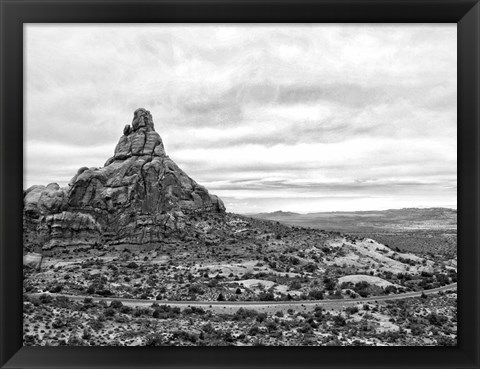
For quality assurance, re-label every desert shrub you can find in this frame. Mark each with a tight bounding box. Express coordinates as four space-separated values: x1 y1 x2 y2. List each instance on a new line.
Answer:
119 305 131 314
54 296 71 308
49 285 63 293
289 280 302 290
297 322 313 334
39 294 53 304
103 307 115 317
146 333 166 346
435 273 449 285
333 315 346 327
89 320 104 331
384 330 401 343
345 306 359 314
233 308 258 321
127 262 138 269
172 330 199 343
52 318 64 329
427 313 448 326
81 328 92 340
308 289 324 300
152 305 180 319
357 290 369 297
97 289 112 297
23 303 34 314
202 323 216 334
183 307 206 316
248 325 260 336
384 285 398 294
265 320 278 332
323 277 336 291
289 256 300 265
67 335 84 346
329 290 344 299
306 317 319 328
188 285 204 295
110 300 123 309
313 307 323 320
258 292 275 301
353 281 371 298
436 335 456 346
86 286 95 294
409 323 424 336
207 279 219 288
83 297 93 304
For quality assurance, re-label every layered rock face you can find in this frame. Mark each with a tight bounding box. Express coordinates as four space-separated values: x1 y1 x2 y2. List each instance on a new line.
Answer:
23 108 225 251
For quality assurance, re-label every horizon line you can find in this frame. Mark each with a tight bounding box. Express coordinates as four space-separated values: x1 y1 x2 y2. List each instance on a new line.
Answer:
241 206 457 215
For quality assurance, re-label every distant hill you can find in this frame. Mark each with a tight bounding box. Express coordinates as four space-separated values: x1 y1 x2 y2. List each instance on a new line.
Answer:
248 208 457 233
252 210 300 218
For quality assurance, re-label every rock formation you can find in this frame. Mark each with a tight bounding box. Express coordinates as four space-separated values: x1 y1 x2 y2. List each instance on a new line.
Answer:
23 108 225 251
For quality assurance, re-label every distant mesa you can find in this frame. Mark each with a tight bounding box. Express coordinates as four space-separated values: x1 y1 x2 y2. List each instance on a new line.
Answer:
24 108 225 251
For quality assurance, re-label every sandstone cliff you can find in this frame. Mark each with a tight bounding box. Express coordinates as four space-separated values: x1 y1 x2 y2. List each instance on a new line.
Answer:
24 108 225 251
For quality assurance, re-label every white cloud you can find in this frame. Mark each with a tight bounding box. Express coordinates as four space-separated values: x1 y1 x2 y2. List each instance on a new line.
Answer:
24 24 457 213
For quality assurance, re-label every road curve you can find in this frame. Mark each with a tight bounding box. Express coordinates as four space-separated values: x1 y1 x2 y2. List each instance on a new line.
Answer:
27 283 457 312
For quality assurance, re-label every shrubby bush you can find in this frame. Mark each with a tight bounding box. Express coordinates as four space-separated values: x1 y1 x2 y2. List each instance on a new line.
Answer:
258 292 275 301
49 285 62 293
39 294 53 304
104 307 115 317
233 308 258 321
52 318 64 329
109 300 123 309
345 306 359 314
183 306 206 316
427 313 448 326
145 333 166 346
333 315 346 327
171 330 199 343
308 289 324 300
152 305 181 319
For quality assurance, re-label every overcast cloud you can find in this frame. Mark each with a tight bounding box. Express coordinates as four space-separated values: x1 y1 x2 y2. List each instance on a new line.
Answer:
24 24 457 213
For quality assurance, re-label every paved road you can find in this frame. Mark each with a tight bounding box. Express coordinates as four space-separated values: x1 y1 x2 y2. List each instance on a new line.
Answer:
28 283 457 312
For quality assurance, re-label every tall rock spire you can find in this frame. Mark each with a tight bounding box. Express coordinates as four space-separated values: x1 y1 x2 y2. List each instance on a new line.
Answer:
24 109 225 251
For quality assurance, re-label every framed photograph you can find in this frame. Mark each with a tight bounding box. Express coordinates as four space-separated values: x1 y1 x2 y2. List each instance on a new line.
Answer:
1 0 479 368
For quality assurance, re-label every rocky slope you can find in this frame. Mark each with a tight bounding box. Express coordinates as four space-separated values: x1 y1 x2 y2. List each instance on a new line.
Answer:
24 108 225 251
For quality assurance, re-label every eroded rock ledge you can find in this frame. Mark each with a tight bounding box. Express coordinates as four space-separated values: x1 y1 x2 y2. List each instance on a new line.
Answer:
24 108 225 251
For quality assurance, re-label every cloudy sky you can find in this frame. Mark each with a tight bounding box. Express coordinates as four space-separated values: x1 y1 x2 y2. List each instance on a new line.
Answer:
24 24 457 214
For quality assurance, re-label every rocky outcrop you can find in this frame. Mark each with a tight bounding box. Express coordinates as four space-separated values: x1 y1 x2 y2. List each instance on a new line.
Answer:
24 183 68 218
23 108 225 251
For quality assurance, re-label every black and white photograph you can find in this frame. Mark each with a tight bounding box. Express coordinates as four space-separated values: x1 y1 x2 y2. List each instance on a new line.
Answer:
22 24 457 346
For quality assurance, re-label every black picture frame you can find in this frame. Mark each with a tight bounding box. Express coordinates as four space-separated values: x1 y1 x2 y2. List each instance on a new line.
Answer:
1 1 479 368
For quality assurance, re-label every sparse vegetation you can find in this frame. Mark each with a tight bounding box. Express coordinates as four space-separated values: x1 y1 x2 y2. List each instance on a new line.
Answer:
23 211 456 346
